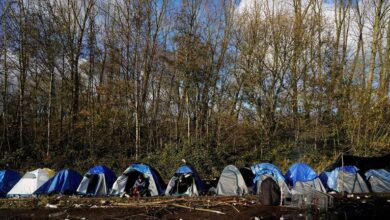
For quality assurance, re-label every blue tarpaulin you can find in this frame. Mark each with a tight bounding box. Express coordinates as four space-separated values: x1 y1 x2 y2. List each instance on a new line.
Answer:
251 163 285 184
34 169 82 195
319 165 359 190
127 163 165 194
285 163 318 186
175 165 206 192
87 165 116 188
0 170 21 197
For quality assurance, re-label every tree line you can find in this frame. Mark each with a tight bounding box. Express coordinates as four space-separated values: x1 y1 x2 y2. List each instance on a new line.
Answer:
0 0 389 176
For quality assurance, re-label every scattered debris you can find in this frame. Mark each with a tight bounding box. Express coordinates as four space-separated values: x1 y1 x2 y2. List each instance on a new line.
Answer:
45 203 58 209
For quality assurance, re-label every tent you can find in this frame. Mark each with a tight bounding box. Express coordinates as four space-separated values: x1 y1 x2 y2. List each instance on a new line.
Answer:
365 169 390 193
165 164 206 196
7 168 55 197
34 169 82 195
77 165 116 196
111 163 166 197
216 165 248 196
285 163 326 193
251 163 290 197
319 166 369 193
0 170 21 197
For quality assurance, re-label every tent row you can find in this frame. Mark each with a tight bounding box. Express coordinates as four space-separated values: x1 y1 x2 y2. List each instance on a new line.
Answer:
1 161 390 198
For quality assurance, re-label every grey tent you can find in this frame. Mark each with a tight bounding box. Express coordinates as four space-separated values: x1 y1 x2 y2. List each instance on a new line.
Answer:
76 165 116 196
165 165 206 196
285 163 326 193
110 163 165 197
365 169 390 193
216 165 248 196
251 163 290 198
320 166 369 193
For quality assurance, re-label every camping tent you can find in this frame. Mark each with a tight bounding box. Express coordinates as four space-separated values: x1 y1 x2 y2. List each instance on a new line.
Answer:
111 163 166 196
76 165 116 196
251 163 290 197
365 169 390 193
0 170 21 197
285 163 326 193
165 165 206 196
7 168 55 197
216 165 248 196
34 169 82 195
319 166 369 193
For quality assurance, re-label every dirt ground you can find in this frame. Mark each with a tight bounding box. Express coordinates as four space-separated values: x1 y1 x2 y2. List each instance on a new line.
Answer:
0 194 389 220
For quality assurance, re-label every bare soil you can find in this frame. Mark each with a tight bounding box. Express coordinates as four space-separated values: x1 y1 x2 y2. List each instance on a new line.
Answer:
0 194 389 220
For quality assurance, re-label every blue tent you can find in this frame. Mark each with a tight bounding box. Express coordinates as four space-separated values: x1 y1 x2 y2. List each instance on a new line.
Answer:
0 170 21 197
285 163 326 192
86 165 116 187
285 163 318 186
165 164 206 196
111 163 166 196
76 165 117 196
34 169 82 195
175 165 206 192
319 166 369 193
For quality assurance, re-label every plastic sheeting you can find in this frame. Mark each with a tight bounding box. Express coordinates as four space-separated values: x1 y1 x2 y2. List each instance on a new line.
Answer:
0 170 21 197
111 163 165 196
285 163 318 186
285 163 326 193
365 169 390 193
251 163 285 185
216 165 248 196
251 163 290 197
34 169 82 195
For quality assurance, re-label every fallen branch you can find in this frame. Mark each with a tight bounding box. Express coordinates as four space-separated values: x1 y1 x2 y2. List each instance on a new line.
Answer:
216 202 240 213
170 203 226 215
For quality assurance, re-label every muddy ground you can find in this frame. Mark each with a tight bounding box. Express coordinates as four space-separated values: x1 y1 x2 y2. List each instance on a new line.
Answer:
0 194 389 220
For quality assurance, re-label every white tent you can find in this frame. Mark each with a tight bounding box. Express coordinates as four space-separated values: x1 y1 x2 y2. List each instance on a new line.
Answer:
216 165 248 196
7 168 55 197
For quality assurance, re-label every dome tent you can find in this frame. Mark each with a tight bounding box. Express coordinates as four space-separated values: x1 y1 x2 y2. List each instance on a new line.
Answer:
285 163 326 193
165 164 205 196
251 163 290 197
216 165 248 196
77 165 116 196
0 170 21 197
34 168 82 195
111 163 166 197
365 169 390 193
7 168 55 197
319 166 369 193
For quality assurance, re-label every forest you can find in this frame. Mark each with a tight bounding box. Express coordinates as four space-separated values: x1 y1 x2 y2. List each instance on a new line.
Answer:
0 0 389 178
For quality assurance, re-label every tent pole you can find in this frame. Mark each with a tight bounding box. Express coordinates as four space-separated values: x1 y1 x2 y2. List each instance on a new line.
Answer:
341 153 344 196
